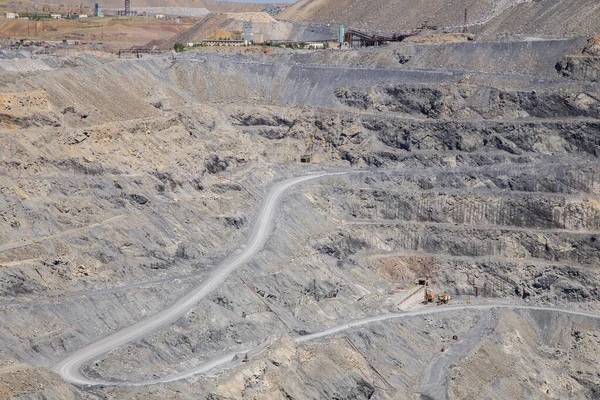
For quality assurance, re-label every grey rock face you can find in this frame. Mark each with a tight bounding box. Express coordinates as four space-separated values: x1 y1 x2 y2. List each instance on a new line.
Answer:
1 38 600 399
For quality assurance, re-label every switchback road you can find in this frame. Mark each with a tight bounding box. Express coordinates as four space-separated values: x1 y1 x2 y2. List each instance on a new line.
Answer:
54 172 344 385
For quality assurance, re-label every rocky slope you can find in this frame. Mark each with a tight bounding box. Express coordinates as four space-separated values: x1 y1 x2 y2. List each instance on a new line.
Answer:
263 37 588 78
557 36 600 83
1 36 600 399
279 0 600 37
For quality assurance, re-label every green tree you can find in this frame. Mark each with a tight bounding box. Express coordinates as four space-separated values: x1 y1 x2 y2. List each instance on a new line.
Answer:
173 42 185 53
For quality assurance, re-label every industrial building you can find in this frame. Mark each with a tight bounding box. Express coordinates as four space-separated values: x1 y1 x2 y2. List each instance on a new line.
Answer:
94 3 103 17
117 0 136 16
197 39 250 47
242 22 253 42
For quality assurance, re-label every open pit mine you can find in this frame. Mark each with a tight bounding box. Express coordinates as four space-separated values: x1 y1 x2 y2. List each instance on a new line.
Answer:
1 0 600 399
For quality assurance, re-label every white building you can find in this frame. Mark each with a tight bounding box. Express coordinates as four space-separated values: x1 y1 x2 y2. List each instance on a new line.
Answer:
6 12 18 19
50 14 62 19
200 40 249 47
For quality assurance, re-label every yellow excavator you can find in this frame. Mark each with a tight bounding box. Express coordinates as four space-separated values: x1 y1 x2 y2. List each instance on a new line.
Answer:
423 289 435 304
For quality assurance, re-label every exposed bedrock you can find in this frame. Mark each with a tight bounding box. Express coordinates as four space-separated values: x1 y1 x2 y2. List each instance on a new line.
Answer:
1 45 600 398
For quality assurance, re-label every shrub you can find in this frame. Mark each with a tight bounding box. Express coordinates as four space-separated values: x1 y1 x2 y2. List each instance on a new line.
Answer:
173 42 185 53
204 154 229 174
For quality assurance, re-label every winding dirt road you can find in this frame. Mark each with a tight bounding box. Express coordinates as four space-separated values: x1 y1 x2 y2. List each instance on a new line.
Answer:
53 172 343 385
53 171 600 389
295 304 600 343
